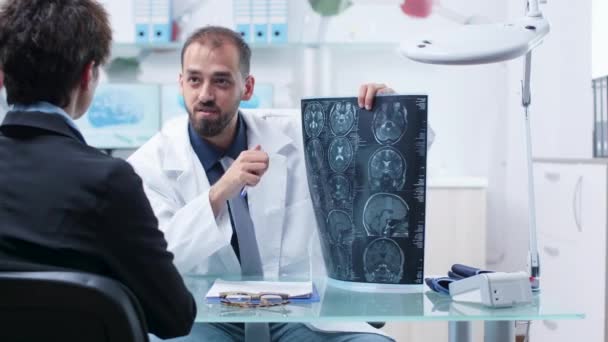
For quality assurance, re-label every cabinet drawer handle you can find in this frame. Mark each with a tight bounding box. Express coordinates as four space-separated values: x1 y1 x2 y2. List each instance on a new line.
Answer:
544 172 561 182
572 176 583 232
542 320 558 331
543 245 560 257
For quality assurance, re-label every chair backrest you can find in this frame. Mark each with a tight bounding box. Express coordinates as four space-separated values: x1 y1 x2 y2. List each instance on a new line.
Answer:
0 271 148 342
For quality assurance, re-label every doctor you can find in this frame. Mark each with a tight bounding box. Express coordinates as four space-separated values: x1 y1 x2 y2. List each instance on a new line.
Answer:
129 26 395 341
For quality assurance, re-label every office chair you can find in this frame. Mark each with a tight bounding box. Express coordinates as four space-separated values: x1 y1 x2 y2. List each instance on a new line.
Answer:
0 271 149 342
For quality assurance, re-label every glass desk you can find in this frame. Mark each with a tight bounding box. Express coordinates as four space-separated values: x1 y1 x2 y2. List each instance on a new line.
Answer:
184 276 583 342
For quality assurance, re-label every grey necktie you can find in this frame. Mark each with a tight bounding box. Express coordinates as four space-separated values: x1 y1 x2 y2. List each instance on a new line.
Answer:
220 157 270 342
220 157 264 276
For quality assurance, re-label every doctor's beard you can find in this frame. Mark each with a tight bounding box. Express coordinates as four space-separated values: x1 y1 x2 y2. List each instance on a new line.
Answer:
188 100 238 138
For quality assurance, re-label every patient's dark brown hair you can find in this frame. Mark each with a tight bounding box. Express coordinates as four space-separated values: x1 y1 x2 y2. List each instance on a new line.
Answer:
0 0 112 107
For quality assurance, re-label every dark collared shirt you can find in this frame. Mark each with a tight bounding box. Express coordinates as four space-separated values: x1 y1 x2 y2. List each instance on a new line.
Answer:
188 113 248 262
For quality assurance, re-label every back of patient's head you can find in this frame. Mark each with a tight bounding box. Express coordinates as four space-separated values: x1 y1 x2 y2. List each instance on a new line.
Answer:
0 0 112 108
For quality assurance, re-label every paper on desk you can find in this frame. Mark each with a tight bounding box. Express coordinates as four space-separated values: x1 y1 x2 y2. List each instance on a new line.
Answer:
206 279 313 299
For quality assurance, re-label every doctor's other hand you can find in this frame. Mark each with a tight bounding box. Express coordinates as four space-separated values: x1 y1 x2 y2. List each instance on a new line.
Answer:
209 145 269 217
358 83 396 110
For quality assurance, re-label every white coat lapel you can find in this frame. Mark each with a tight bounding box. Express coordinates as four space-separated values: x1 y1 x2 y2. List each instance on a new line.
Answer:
241 111 293 279
160 118 210 203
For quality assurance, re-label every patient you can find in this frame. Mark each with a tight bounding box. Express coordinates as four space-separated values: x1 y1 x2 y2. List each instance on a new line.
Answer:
0 0 195 339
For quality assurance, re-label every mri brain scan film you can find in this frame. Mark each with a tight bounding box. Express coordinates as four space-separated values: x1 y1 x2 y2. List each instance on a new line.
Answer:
328 137 354 172
329 101 356 135
372 101 408 144
304 101 325 138
369 146 406 191
301 95 428 285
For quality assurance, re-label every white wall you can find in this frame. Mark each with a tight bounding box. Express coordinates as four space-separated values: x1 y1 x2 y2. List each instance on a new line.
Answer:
593 0 608 78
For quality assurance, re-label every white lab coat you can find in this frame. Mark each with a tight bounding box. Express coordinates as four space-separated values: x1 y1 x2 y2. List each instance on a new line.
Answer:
128 111 390 336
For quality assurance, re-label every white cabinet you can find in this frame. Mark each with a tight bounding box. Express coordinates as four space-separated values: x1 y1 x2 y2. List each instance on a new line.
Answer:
531 159 608 342
423 184 487 276
383 182 487 342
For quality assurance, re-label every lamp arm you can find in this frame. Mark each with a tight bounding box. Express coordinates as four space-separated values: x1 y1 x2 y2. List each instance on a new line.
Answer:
522 53 532 107
527 0 542 17
522 51 541 290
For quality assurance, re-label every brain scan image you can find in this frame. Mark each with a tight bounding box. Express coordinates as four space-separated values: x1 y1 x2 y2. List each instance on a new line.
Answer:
327 210 353 242
363 193 410 238
306 139 324 172
329 101 355 135
303 102 325 138
328 137 353 172
326 210 355 279
328 174 351 204
369 147 406 191
301 95 428 285
372 101 408 144
363 238 404 283
308 173 325 206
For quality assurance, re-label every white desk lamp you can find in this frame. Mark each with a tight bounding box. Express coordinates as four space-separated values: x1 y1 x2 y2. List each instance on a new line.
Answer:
401 0 550 291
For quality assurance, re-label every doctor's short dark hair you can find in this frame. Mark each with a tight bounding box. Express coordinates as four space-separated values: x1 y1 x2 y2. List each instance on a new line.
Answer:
181 26 252 77
0 0 112 107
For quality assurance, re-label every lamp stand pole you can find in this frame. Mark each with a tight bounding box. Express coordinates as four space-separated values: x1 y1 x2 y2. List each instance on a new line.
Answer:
522 50 541 291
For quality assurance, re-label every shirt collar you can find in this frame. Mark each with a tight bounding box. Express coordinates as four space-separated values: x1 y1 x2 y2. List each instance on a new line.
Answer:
188 112 248 172
11 101 80 133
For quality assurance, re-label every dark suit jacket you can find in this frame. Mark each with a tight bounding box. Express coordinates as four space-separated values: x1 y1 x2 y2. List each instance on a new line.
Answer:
0 111 196 339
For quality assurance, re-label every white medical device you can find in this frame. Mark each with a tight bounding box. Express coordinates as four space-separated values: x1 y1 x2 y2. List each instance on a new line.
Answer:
449 272 533 308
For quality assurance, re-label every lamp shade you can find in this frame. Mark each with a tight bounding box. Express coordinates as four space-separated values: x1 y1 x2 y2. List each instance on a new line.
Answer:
401 16 550 65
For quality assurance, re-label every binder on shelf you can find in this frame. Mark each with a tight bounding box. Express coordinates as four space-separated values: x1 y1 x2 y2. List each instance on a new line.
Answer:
135 0 150 43
252 0 268 44
233 0 288 45
268 0 288 44
134 0 172 44
150 0 172 43
234 0 252 42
